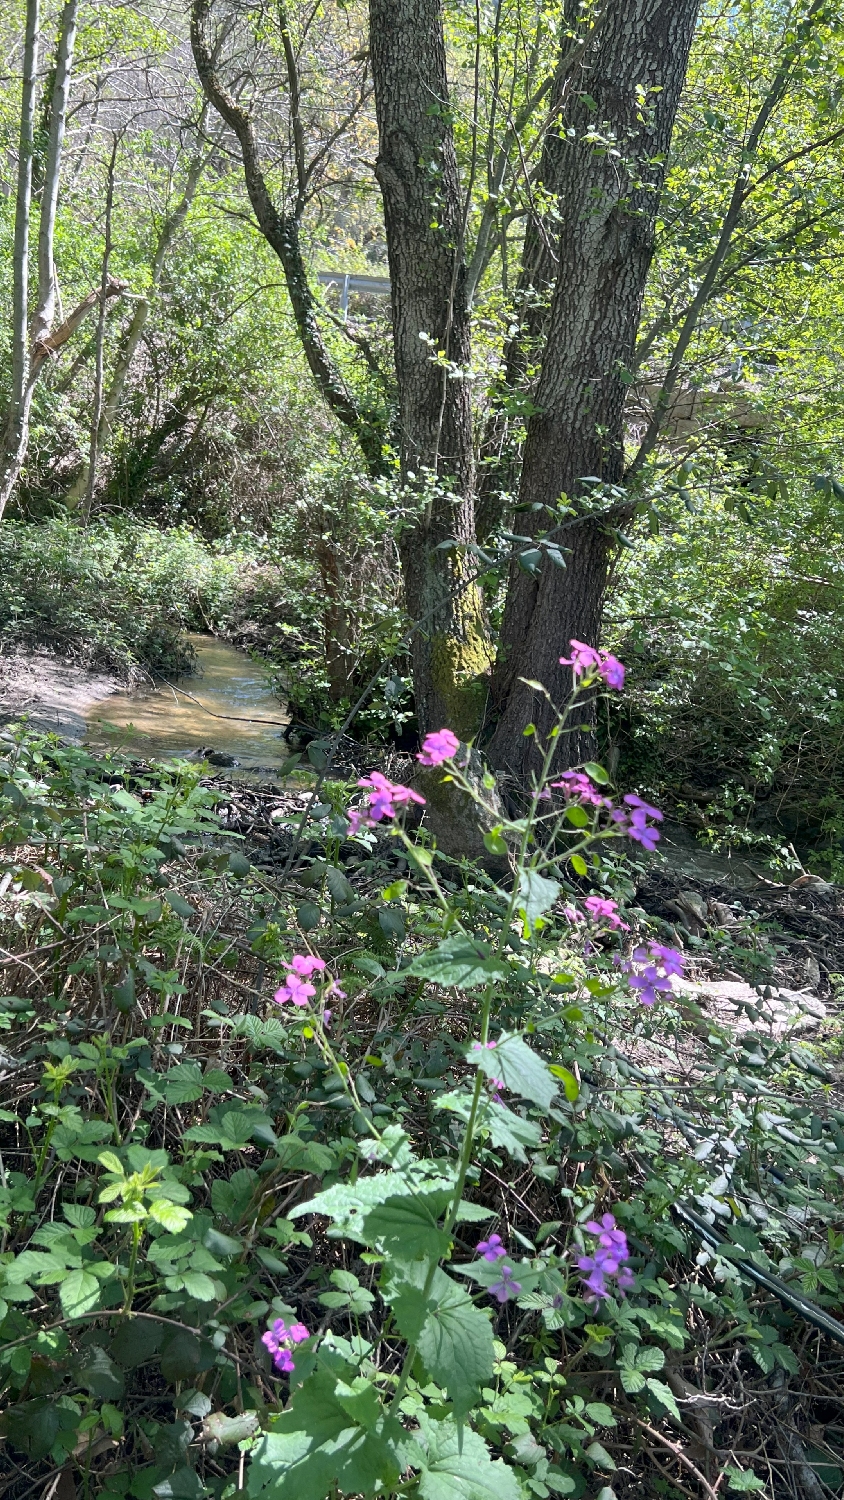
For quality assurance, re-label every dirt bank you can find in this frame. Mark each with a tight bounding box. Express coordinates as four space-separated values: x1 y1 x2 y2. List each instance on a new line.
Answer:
0 650 122 740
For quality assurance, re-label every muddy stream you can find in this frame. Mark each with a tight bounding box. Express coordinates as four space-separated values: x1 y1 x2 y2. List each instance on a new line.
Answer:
85 634 288 770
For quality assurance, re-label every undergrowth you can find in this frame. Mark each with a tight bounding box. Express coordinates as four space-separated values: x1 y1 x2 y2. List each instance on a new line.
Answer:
1 647 844 1500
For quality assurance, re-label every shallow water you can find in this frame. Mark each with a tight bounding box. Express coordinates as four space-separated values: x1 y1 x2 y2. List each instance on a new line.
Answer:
85 634 288 768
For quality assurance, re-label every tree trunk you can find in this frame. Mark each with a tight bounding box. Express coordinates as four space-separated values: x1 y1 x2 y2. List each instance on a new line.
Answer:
0 0 40 518
191 0 388 478
369 0 491 736
487 0 700 779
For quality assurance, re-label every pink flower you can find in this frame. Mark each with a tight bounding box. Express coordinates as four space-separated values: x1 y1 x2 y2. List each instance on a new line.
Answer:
551 771 611 808
584 895 629 931
559 639 625 691
262 1317 310 1374
563 904 586 924
611 792 663 852
290 954 325 977
347 771 425 832
274 952 336 1009
417 728 460 766
274 973 316 1007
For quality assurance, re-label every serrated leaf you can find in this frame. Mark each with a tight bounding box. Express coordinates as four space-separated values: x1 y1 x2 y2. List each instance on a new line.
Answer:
646 1378 681 1421
247 1370 405 1500
410 935 511 989
416 1415 521 1500
59 1269 101 1318
181 1272 217 1301
389 1265 494 1416
148 1199 193 1232
325 867 355 904
160 1063 204 1105
471 1031 557 1110
517 869 560 925
437 1090 542 1162
297 901 322 932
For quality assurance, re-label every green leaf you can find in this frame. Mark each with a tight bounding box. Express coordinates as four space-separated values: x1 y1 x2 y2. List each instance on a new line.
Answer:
471 1031 557 1110
363 1190 453 1261
645 1379 681 1421
416 1415 522 1500
378 908 406 942
228 853 251 878
517 870 561 925
180 1272 217 1302
389 1265 494 1416
410 935 511 990
297 901 322 932
325 867 355 904
724 1468 766 1493
163 890 197 920
72 1344 124 1398
483 830 507 856
549 1065 579 1102
59 1269 101 1318
148 1199 193 1233
247 1370 405 1500
160 1063 204 1105
437 1090 542 1162
569 854 588 877
582 762 611 784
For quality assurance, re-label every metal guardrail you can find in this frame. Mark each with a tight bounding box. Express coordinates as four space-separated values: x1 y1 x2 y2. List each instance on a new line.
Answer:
317 270 391 317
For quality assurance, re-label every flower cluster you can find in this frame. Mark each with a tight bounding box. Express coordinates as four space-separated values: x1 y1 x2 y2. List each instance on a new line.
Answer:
476 1234 522 1302
577 1213 634 1301
560 639 625 690
273 952 344 1021
262 1317 309 1374
621 941 684 1007
417 728 460 766
347 770 425 835
611 792 663 852
550 770 611 808
583 894 628 930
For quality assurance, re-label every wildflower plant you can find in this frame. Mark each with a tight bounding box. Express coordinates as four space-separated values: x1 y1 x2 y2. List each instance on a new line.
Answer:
240 642 692 1500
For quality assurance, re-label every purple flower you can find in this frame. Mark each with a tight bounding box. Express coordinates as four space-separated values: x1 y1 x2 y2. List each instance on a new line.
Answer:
417 728 460 766
621 942 684 1006
489 1264 522 1303
262 1317 310 1374
559 640 625 691
551 771 611 808
348 771 425 831
274 951 344 1011
611 792 663 852
578 1211 634 1301
583 895 629 931
477 1233 507 1262
599 654 625 690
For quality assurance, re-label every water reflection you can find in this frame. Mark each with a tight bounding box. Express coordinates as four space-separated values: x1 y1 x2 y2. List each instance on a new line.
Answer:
85 634 288 768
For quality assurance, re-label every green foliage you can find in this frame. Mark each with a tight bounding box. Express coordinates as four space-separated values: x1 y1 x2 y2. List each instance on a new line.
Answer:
1 676 843 1500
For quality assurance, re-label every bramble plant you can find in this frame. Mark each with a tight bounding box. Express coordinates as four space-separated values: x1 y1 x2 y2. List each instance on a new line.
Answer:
1 647 844 1499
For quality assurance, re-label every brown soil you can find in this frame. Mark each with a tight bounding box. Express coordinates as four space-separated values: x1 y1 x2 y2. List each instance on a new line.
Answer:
0 649 122 741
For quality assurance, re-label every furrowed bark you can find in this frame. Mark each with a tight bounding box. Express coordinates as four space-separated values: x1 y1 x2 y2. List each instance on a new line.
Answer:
487 0 700 779
190 0 387 477
369 0 491 736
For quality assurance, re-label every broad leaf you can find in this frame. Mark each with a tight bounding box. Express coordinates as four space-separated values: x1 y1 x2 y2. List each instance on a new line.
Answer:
410 936 511 990
437 1091 542 1163
389 1265 494 1416
517 869 561 925
247 1370 405 1500
470 1032 557 1110
59 1268 101 1318
416 1415 521 1500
